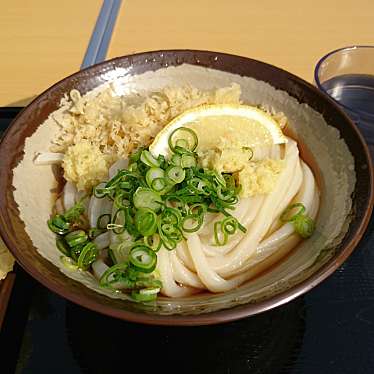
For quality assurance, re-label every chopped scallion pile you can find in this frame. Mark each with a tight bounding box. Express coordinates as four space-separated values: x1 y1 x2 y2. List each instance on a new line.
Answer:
48 126 247 302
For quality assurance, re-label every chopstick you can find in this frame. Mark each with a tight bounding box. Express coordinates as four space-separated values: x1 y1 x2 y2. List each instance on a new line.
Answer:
81 0 122 69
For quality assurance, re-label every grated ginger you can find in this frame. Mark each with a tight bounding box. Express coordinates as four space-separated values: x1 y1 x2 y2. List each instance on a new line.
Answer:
237 159 285 197
62 142 110 191
199 147 254 173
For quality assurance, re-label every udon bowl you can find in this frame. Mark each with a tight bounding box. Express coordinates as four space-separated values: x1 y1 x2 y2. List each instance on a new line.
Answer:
0 50 372 325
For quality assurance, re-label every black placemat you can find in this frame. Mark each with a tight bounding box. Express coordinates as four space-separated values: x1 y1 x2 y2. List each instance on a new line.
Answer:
1 108 373 374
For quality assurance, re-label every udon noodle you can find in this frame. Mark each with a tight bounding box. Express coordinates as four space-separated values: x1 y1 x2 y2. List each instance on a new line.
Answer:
155 138 319 296
49 135 319 299
42 85 319 302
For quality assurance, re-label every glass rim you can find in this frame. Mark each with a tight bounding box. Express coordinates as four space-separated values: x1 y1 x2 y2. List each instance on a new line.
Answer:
314 45 374 119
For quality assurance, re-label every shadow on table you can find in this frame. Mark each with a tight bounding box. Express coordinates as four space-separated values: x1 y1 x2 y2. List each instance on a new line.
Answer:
65 298 306 374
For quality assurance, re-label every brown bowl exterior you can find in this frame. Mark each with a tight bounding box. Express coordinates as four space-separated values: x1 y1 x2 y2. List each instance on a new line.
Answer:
0 50 372 325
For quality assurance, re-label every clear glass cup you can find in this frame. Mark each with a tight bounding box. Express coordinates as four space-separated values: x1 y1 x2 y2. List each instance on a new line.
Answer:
314 46 374 152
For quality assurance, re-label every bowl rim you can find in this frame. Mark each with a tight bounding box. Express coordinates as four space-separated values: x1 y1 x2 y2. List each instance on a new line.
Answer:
0 49 373 326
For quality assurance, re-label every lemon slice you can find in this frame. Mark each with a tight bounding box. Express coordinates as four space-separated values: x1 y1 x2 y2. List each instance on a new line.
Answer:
149 104 287 157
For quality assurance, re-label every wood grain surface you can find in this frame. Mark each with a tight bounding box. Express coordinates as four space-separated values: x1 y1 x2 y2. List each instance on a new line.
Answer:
0 0 102 106
108 0 374 82
1 1 373 106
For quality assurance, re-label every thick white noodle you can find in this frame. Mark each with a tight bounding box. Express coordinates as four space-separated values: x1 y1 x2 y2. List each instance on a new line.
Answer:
208 139 300 276
176 241 196 271
201 196 264 256
157 248 197 297
63 181 77 211
83 137 320 296
155 138 321 295
34 152 64 165
88 185 113 229
260 161 316 251
92 259 109 280
187 233 246 292
170 250 205 289
109 159 129 179
232 164 319 277
93 232 111 250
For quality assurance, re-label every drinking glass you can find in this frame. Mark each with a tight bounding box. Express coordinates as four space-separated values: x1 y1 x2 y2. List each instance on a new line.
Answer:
314 46 374 153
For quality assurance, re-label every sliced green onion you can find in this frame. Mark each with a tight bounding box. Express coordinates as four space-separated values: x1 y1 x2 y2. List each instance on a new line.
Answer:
175 139 189 149
159 233 178 250
129 245 157 273
133 187 162 212
108 248 117 265
131 287 160 302
187 177 210 195
135 277 162 289
171 154 181 166
94 186 110 198
77 242 98 270
129 147 144 163
160 207 182 225
63 200 85 222
50 126 250 303
182 214 203 233
216 186 236 201
135 208 157 236
107 208 126 235
105 170 127 189
293 215 315 238
114 193 131 209
146 167 165 188
157 154 167 169
119 181 132 190
151 178 167 192
280 203 306 222
99 262 128 288
188 203 207 216
166 166 185 184
223 174 235 188
56 238 70 256
65 230 88 247
214 221 228 246
88 227 106 239
181 154 197 168
144 233 162 252
70 245 83 262
221 216 238 235
140 150 160 168
48 215 70 234
213 171 226 188
168 127 198 153
110 241 132 264
280 203 315 238
161 223 175 235
123 207 138 236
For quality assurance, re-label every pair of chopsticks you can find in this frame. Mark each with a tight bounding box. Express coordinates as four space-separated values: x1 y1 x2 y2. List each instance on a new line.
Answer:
81 0 122 69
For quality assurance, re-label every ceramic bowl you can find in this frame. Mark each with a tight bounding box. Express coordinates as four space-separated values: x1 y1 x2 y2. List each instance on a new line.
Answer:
0 50 372 325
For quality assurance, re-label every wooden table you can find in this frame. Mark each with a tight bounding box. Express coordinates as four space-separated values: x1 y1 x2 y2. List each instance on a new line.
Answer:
108 0 373 82
1 0 373 107
0 0 102 107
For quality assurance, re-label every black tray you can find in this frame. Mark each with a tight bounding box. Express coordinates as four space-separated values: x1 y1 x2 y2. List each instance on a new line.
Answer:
1 108 373 374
